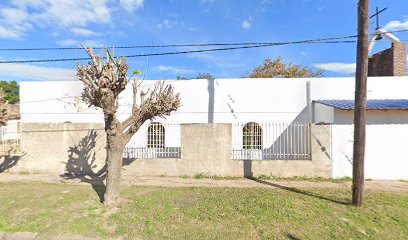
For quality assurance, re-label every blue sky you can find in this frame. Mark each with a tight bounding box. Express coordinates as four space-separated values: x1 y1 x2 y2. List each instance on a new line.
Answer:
0 0 407 81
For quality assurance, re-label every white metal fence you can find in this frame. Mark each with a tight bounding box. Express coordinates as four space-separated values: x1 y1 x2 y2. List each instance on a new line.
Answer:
232 122 311 160
0 121 23 156
123 123 181 159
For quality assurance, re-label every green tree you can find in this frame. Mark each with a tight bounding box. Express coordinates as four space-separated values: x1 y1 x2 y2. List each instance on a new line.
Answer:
176 75 188 80
0 81 19 104
0 88 8 126
244 57 323 78
195 73 214 80
177 73 215 80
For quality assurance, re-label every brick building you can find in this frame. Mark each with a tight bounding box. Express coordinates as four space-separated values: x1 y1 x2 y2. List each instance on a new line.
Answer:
368 42 407 76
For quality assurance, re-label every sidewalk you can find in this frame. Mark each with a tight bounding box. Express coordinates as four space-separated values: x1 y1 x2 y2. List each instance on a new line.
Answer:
0 173 407 192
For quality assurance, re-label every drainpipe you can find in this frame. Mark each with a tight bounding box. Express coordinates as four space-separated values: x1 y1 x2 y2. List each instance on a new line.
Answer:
306 81 313 123
207 78 215 123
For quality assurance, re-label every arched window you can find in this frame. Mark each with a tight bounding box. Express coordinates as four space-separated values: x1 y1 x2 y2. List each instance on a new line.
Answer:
147 122 165 148
243 122 262 150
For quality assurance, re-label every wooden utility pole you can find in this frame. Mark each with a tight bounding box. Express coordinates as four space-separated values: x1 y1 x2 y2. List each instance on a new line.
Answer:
352 0 370 207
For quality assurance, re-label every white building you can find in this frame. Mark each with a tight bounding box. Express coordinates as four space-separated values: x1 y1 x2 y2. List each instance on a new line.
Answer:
19 77 408 180
20 77 408 123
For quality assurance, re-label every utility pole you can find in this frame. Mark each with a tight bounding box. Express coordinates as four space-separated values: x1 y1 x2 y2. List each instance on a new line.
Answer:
352 0 370 207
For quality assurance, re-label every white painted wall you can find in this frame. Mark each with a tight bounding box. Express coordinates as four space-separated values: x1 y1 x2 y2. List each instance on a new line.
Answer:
20 78 310 124
309 77 408 100
20 77 408 179
20 80 212 124
332 124 408 180
333 110 408 124
21 77 408 124
314 105 408 125
313 103 334 123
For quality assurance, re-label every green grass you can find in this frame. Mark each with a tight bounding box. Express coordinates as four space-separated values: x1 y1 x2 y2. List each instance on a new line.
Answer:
185 173 351 182
257 175 353 183
0 182 407 239
191 172 241 180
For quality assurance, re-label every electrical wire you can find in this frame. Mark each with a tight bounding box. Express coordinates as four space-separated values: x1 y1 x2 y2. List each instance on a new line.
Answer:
0 29 408 64
0 29 406 52
0 41 356 64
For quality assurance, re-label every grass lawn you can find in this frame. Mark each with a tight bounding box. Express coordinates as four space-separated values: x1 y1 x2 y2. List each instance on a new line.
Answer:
0 182 407 239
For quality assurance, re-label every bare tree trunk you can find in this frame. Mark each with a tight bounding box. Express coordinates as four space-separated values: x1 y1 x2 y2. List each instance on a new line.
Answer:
104 113 124 206
78 46 180 206
352 0 370 207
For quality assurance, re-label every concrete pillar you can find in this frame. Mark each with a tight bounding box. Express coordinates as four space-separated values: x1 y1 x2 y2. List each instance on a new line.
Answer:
180 123 231 176
310 124 332 177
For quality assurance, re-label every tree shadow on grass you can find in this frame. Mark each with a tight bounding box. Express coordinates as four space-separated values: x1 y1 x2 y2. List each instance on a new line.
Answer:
285 233 302 240
248 177 350 206
61 130 138 203
61 130 107 203
0 155 21 173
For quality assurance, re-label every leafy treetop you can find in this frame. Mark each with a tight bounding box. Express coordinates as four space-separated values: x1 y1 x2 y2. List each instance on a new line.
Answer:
177 73 215 80
0 80 19 104
244 57 323 78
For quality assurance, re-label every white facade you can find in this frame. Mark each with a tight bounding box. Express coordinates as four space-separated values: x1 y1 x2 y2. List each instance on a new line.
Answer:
20 76 408 180
314 103 408 125
20 76 408 124
332 124 408 180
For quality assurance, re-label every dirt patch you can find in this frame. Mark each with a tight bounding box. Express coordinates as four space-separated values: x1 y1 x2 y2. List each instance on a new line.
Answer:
0 173 407 192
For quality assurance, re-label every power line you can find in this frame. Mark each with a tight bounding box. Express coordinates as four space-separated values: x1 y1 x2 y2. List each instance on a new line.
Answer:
2 41 352 51
0 29 406 52
0 39 356 52
21 111 302 114
1 29 407 64
0 41 355 64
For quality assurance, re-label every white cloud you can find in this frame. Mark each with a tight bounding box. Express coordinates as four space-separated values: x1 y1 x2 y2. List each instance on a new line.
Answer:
0 0 144 40
242 16 253 30
242 20 251 30
313 63 356 75
82 40 105 48
153 65 194 75
57 39 105 48
1 8 28 23
156 19 179 29
0 8 32 39
0 63 76 81
384 20 408 31
157 19 170 29
70 27 99 37
57 39 79 46
22 0 112 27
10 0 47 9
0 26 21 39
119 0 144 13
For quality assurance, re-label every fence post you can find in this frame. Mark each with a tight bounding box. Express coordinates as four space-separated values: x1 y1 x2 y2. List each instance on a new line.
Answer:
310 123 332 177
180 123 232 176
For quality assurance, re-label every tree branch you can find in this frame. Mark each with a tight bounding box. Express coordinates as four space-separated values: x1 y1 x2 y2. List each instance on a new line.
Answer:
122 81 180 143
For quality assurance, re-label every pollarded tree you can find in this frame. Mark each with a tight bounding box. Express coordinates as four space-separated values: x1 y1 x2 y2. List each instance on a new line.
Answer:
244 57 323 78
77 46 180 206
